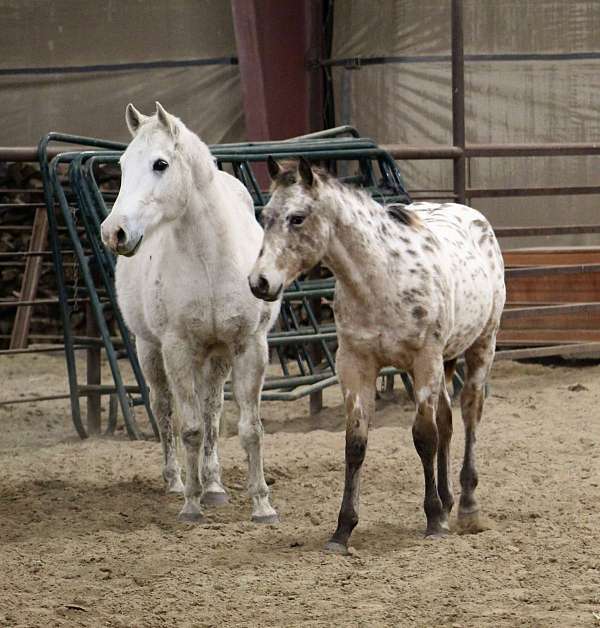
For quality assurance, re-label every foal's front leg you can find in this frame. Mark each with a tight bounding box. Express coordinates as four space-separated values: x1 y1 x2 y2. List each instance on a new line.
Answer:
325 345 378 554
412 353 447 536
162 337 205 522
231 334 278 523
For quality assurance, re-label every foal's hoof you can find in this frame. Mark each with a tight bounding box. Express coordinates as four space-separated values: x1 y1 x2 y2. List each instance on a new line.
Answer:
201 491 229 506
425 528 448 539
324 540 350 555
457 510 490 534
177 510 204 524
251 513 280 525
425 520 450 538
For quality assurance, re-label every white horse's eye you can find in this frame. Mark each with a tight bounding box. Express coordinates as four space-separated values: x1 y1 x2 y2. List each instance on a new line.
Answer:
289 214 306 227
153 159 169 172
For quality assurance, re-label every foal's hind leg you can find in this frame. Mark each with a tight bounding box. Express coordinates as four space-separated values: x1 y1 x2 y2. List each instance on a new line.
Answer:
436 359 457 524
325 345 378 554
231 334 278 523
136 338 183 493
200 355 231 506
412 352 446 536
458 331 496 532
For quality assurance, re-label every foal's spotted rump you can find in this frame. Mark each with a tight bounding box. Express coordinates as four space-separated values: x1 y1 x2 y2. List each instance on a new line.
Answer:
393 201 505 361
249 159 506 553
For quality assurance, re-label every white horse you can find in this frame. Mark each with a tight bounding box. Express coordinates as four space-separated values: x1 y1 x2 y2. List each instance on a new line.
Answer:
249 158 506 553
101 103 280 524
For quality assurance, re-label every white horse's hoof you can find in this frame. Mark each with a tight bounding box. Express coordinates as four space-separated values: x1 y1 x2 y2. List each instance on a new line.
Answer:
166 480 185 495
324 540 350 555
202 491 229 506
251 513 279 524
177 510 204 523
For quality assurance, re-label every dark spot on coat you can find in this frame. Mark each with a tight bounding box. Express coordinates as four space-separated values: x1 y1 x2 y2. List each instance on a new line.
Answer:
412 305 427 320
406 249 417 257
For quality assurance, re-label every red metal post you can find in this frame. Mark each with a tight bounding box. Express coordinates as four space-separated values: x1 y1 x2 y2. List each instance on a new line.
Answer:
231 0 323 141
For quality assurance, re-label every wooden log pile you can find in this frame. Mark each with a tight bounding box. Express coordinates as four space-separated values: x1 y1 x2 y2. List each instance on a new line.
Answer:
0 162 79 349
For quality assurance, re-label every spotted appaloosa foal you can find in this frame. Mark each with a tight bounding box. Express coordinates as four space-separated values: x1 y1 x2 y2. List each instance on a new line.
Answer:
249 157 506 553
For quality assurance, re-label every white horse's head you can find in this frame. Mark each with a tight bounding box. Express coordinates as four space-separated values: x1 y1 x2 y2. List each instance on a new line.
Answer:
101 102 215 256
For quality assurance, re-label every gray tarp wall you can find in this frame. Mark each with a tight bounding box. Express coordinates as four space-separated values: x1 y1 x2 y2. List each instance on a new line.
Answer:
0 0 245 145
332 0 600 246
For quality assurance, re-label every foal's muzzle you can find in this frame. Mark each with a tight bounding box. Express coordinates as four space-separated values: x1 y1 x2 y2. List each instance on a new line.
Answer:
248 275 282 302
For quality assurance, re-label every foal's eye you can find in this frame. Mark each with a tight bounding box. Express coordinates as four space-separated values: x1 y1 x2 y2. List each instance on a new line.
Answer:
153 159 169 172
289 214 306 227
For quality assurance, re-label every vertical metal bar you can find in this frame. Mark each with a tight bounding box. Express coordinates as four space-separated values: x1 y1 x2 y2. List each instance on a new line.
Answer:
85 301 102 435
451 0 466 204
37 140 87 439
310 389 323 415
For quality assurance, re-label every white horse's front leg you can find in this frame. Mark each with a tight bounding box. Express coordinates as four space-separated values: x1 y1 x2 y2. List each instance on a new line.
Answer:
200 355 231 506
231 334 278 523
162 337 204 522
136 338 183 494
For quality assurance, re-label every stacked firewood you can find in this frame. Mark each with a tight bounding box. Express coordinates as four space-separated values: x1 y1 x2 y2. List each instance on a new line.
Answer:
0 162 121 349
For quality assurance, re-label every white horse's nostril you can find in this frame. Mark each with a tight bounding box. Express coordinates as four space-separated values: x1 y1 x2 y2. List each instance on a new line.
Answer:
257 275 269 295
116 228 128 246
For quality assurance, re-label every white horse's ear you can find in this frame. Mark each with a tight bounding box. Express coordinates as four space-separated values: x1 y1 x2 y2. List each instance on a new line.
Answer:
267 156 281 180
155 101 179 137
125 103 148 136
298 157 314 187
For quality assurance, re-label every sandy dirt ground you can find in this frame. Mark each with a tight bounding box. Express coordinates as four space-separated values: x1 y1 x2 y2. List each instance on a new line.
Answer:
1 352 600 627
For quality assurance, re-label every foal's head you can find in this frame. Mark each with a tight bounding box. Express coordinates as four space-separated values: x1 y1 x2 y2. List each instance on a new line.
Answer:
101 102 214 256
249 157 332 301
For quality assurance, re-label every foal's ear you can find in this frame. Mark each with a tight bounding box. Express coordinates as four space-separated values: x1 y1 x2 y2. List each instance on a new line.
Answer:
298 157 314 187
125 103 148 137
267 156 281 180
155 101 179 137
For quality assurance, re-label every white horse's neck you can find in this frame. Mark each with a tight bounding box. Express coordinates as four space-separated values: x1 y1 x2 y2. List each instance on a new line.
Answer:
167 169 244 265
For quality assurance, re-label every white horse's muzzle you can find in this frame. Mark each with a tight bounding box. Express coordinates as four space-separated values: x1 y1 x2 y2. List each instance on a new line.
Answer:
101 222 143 257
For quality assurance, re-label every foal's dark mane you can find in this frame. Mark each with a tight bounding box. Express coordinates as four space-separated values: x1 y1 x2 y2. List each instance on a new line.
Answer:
271 160 420 228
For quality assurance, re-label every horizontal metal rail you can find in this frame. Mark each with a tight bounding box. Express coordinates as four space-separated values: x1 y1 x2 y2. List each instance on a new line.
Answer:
0 344 85 356
496 342 600 361
495 224 600 237
3 141 599 164
321 51 600 67
468 185 600 198
505 264 600 278
0 56 238 78
382 143 600 160
502 302 600 321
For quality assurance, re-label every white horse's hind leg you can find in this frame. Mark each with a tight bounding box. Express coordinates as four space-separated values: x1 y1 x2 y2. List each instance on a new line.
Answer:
231 335 278 523
162 337 204 522
136 338 183 493
200 355 231 506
